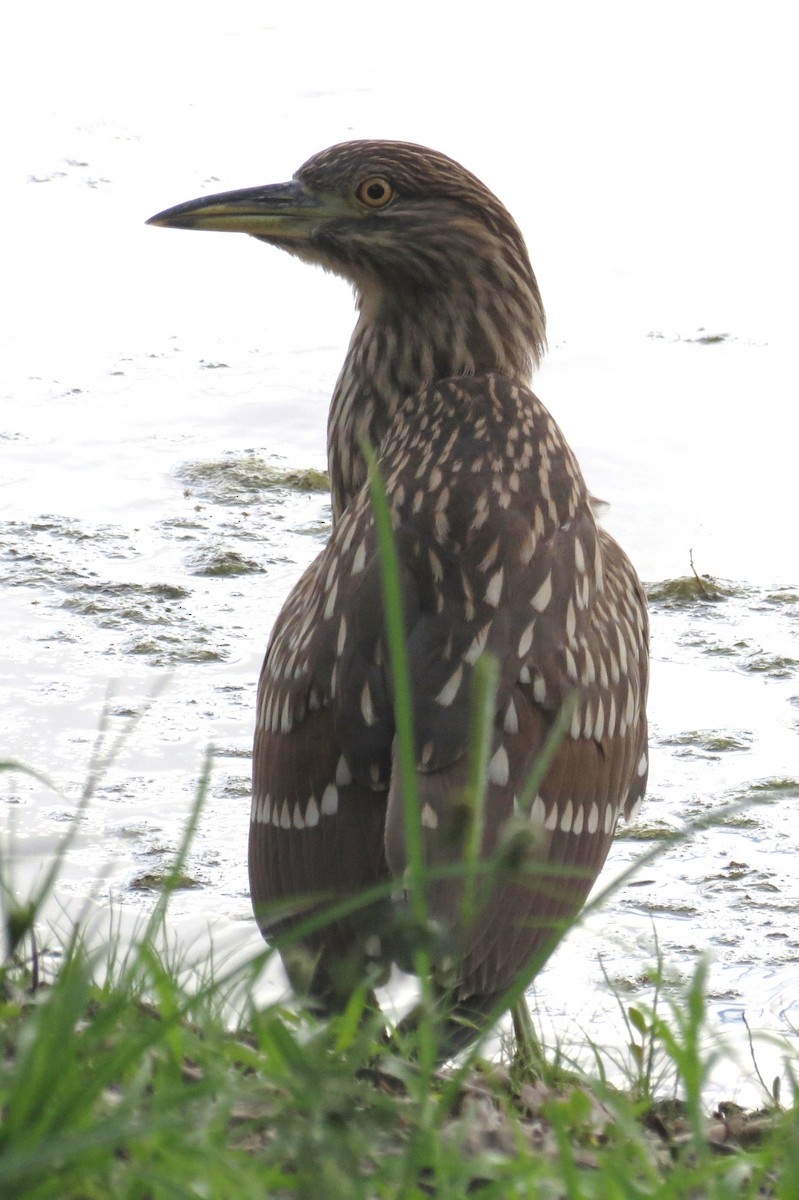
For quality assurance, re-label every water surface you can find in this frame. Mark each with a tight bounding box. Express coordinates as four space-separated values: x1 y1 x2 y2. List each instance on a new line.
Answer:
2 2 797 1104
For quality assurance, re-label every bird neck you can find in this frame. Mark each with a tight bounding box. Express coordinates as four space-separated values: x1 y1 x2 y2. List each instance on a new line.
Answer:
327 273 545 521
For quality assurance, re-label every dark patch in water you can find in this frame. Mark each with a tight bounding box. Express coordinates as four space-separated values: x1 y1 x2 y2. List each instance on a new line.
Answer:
676 326 729 345
741 653 798 679
647 576 746 607
616 820 677 842
646 329 732 344
762 590 799 608
188 549 265 577
64 581 189 613
747 778 799 795
658 730 753 755
124 635 225 664
128 871 201 891
0 516 230 665
178 453 329 505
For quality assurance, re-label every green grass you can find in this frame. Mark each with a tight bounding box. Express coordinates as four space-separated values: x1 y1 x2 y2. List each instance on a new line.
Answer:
3 725 799 1197
2 812 796 1200
3 470 799 1196
2 871 799 1198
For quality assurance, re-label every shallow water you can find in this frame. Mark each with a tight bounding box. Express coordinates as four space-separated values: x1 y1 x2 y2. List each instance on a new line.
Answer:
3 3 798 1104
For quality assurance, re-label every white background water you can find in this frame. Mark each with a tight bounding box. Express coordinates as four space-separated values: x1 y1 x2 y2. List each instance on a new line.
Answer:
2 1 798 1102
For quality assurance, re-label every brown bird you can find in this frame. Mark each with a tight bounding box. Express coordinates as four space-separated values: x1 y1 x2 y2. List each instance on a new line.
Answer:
148 140 649 1051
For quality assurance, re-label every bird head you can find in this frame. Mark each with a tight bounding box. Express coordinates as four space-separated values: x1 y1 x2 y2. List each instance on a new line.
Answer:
147 139 546 366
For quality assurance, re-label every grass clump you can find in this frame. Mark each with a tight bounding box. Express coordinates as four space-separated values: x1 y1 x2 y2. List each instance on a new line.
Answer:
2 914 799 1197
3 465 798 1196
2 762 799 1198
178 455 330 505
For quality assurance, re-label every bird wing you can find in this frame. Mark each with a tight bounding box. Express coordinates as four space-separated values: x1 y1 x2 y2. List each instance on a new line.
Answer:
374 373 649 999
442 530 650 1001
249 535 394 997
250 371 648 1002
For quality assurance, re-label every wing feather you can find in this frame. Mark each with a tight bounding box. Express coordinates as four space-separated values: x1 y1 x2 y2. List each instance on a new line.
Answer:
249 372 649 1007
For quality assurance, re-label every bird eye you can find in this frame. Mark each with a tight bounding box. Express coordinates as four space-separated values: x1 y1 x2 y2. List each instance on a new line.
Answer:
356 177 394 208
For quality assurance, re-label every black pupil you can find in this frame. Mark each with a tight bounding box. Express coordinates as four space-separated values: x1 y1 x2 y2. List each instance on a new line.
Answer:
366 181 386 201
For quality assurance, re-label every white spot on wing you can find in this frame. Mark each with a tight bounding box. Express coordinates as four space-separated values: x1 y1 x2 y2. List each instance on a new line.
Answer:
428 548 444 581
593 698 605 742
560 800 574 833
607 695 617 737
617 626 629 676
566 598 577 641
517 620 535 659
361 680 377 726
321 784 339 816
531 574 552 612
519 530 537 565
503 698 518 734
479 538 500 572
530 795 546 827
421 803 438 829
435 664 463 707
336 755 352 786
627 796 643 822
488 745 509 786
465 623 491 664
609 649 620 685
305 795 320 827
324 578 339 620
485 566 504 607
587 802 599 834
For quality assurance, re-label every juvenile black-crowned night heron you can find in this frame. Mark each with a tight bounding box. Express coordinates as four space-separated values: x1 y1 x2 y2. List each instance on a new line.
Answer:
148 141 649 1050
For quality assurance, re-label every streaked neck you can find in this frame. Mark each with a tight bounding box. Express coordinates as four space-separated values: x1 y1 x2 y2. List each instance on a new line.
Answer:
327 271 545 521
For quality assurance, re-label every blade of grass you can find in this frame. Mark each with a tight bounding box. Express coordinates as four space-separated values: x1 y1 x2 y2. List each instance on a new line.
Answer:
460 651 499 932
2 684 167 961
360 439 424 931
362 436 441 1072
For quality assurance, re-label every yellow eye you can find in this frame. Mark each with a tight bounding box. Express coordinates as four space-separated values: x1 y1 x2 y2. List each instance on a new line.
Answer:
356 176 394 208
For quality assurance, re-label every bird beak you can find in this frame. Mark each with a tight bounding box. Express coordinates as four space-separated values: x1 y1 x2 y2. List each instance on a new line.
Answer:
146 179 342 240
